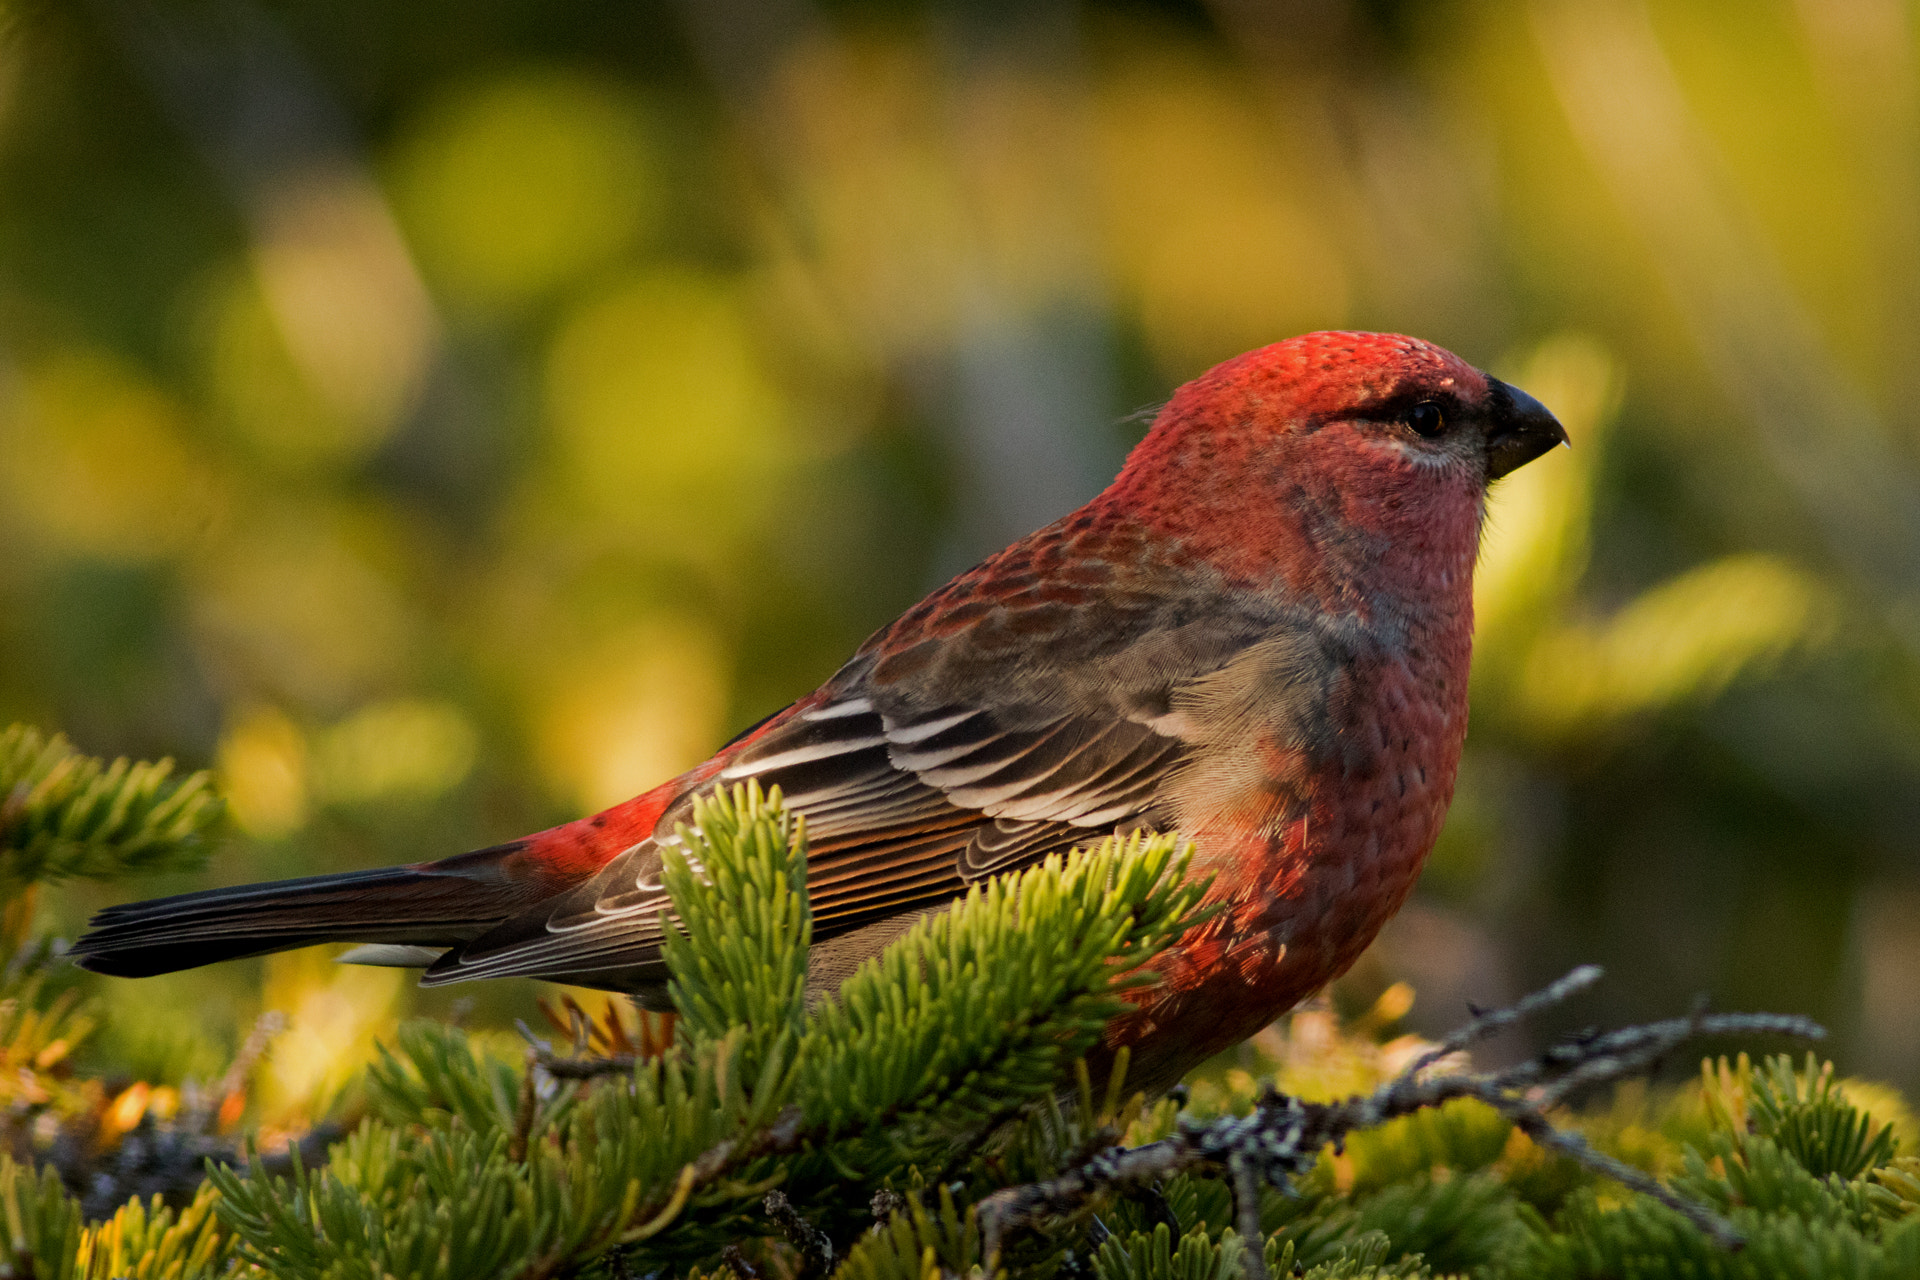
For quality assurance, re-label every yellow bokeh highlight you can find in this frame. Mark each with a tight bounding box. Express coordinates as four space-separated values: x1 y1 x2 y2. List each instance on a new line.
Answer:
392 69 656 308
1092 46 1349 377
770 34 967 355
1475 332 1622 668
948 64 1103 307
188 504 418 707
250 167 439 439
258 949 406 1122
216 706 309 840
312 697 479 806
543 270 796 552
202 264 389 475
1472 340 1831 737
200 161 437 474
215 698 480 832
1520 553 1832 733
0 350 222 560
532 617 729 811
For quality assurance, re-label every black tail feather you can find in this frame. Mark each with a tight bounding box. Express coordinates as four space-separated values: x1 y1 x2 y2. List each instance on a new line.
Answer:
70 862 528 979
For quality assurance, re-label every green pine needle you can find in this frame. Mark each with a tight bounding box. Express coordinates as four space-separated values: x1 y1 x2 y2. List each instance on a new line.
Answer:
834 1185 988 1280
31 773 1916 1280
1747 1053 1901 1183
0 724 222 889
799 829 1205 1143
0 1155 84 1279
662 781 812 1091
69 1181 235 1280
1094 1220 1250 1280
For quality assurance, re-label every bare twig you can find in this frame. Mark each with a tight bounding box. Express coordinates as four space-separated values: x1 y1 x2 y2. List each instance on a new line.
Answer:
1231 1156 1268 1280
220 1012 288 1095
206 1010 286 1133
1408 963 1604 1076
977 967 1824 1263
719 1243 761 1279
764 1190 834 1279
536 1052 640 1080
518 1016 639 1078
508 1048 540 1163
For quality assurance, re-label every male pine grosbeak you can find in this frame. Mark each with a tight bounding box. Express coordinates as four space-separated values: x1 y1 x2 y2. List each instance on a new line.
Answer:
74 331 1565 1089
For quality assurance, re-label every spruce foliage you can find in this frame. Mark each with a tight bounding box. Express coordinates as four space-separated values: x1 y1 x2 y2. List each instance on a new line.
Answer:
201 782 1209 1276
0 724 221 888
0 724 1916 1278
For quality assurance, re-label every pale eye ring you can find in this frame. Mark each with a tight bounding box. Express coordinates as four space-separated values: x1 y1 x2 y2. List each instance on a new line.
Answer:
1407 401 1445 438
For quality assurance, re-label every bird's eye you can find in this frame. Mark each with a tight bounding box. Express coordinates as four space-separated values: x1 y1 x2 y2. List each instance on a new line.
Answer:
1407 401 1446 438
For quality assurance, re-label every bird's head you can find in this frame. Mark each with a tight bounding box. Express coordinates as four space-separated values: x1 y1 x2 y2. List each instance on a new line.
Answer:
1262 330 1567 485
1110 331 1567 596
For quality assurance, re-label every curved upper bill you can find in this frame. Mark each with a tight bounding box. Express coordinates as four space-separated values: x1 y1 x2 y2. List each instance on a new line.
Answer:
1484 379 1569 480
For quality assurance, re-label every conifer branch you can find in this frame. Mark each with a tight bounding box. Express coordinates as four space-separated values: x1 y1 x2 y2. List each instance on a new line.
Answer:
976 967 1825 1264
0 724 221 888
12 757 1897 1279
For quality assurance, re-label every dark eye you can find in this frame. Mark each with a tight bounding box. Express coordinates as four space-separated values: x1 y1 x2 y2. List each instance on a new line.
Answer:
1407 401 1446 438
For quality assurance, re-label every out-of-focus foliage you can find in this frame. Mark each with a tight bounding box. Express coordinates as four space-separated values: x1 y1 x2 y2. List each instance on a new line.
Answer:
203 784 1209 1277
0 729 257 1275
2 0 1918 1117
1 742 1914 1277
0 724 221 888
76 781 1906 1280
0 1167 237 1280
1092 1012 1920 1280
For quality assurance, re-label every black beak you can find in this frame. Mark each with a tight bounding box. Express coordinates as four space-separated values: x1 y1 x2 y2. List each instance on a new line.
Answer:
1484 379 1569 480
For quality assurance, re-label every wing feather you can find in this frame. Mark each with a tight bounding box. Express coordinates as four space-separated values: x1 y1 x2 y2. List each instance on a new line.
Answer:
423 583 1351 989
422 692 1181 985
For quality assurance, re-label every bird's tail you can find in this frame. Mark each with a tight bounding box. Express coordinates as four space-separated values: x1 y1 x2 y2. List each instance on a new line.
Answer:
68 844 535 978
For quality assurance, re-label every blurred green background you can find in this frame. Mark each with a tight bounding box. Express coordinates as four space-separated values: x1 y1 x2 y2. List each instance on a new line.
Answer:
3 0 1918 1110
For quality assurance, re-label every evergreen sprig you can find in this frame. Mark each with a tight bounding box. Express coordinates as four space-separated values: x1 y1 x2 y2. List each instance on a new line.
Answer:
0 724 222 888
0 1155 85 1278
205 783 1211 1278
828 1184 987 1280
1016 1037 1920 1280
0 1156 236 1280
796 828 1203 1152
1744 1053 1901 1182
5 765 1907 1279
661 784 812 1089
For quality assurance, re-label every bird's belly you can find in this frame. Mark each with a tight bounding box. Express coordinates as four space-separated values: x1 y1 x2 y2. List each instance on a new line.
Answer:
1108 660 1465 1091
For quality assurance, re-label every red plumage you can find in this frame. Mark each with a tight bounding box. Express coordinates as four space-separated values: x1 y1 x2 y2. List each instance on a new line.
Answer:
72 331 1566 1090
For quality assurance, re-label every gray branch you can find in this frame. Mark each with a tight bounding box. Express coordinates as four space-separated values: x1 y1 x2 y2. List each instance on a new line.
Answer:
978 968 1824 1268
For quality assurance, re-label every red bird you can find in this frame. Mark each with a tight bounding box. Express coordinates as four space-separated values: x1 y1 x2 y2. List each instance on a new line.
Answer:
73 332 1564 1089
